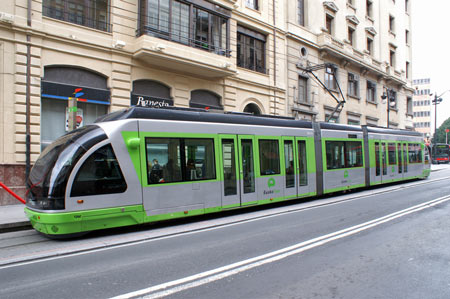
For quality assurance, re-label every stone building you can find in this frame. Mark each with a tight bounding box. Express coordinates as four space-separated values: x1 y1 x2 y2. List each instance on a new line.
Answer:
0 0 414 205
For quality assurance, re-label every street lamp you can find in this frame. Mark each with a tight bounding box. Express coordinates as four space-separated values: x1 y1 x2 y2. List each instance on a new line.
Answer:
431 90 449 144
381 88 396 128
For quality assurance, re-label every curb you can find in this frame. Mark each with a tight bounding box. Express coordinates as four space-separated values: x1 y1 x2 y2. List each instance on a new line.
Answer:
0 221 32 233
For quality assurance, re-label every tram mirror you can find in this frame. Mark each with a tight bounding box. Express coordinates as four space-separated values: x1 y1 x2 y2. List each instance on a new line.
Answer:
127 138 141 149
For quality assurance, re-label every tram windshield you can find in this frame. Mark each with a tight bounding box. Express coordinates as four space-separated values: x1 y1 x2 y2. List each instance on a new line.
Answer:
27 126 107 210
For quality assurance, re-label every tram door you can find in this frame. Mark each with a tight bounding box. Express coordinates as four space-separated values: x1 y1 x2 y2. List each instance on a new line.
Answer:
381 142 388 182
373 141 387 184
238 135 258 205
219 135 257 208
397 143 403 179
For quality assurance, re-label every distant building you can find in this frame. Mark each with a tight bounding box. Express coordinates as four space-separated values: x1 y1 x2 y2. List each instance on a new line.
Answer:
412 78 432 142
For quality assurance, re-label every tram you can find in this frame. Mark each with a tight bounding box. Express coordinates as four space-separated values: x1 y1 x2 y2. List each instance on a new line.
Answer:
25 107 430 237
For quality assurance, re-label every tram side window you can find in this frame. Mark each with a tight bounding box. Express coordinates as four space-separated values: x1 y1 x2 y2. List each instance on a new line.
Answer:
145 137 215 184
71 144 127 197
388 143 397 165
259 139 281 175
298 140 308 186
326 140 363 169
408 143 423 163
184 139 216 181
375 142 381 176
146 138 182 184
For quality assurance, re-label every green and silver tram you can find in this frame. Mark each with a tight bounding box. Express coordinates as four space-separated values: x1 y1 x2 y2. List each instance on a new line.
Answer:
25 107 430 237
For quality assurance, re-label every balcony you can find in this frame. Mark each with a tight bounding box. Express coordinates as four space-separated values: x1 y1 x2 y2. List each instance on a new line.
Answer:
135 0 235 78
133 34 236 78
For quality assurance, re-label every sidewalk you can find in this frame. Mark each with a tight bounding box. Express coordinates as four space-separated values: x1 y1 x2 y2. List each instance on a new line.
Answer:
0 204 30 232
0 164 448 233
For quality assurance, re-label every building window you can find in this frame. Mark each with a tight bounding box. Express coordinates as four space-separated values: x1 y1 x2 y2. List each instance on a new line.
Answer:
348 27 355 46
348 119 360 125
406 61 410 79
366 0 373 18
43 0 110 31
243 103 262 115
390 50 396 67
367 37 373 55
407 97 413 115
389 15 395 33
190 90 223 110
325 65 338 90
245 0 258 10
139 0 230 56
237 26 266 73
298 0 305 26
405 30 410 44
297 76 308 104
366 80 377 103
326 14 334 35
405 0 409 13
348 73 359 98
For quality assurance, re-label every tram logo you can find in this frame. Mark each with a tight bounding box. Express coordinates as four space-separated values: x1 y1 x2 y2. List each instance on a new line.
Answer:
267 178 276 188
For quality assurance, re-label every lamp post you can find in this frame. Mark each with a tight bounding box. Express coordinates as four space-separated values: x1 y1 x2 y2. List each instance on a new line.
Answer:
381 88 395 128
431 90 449 144
446 128 449 144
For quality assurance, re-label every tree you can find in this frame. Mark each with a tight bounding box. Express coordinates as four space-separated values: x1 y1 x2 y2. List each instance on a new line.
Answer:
432 116 450 144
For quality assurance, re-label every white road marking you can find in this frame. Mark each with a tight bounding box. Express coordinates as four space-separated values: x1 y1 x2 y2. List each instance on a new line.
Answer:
0 176 449 270
111 194 450 299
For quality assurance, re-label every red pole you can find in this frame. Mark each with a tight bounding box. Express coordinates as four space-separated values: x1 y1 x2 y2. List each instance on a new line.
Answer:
0 181 26 204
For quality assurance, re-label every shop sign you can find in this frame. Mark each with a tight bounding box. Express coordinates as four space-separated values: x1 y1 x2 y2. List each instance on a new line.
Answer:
131 94 173 108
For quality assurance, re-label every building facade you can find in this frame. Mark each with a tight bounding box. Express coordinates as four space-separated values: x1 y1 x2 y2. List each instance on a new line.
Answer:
0 0 414 205
412 78 432 142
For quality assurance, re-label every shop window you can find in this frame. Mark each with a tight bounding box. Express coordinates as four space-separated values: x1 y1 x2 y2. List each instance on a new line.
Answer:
190 90 223 110
41 66 110 151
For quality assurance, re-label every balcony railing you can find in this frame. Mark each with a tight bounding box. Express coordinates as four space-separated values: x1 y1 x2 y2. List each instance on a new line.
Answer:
137 7 231 57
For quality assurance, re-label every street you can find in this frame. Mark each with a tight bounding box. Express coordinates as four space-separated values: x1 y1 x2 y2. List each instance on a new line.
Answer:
1 166 450 299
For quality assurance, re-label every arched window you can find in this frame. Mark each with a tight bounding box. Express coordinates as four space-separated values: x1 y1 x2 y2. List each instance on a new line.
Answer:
131 80 173 108
41 66 110 150
190 90 223 110
243 103 261 115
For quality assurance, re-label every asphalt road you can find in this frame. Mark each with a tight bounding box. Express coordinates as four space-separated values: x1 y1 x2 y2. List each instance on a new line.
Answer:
1 167 450 299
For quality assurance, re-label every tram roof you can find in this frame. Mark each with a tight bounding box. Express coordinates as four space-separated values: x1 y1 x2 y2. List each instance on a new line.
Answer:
96 107 314 129
95 107 423 137
364 126 423 137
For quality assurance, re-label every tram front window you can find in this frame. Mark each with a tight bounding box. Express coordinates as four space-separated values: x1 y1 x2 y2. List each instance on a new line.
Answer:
27 126 107 210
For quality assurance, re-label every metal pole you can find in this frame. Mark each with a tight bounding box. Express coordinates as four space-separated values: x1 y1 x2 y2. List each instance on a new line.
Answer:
434 93 438 144
387 89 390 128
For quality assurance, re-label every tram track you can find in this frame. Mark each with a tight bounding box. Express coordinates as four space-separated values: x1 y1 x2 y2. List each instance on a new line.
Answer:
0 174 449 268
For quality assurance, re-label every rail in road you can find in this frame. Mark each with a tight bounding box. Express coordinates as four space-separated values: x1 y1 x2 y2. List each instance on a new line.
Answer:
1 170 450 269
